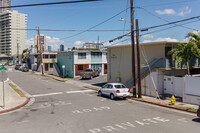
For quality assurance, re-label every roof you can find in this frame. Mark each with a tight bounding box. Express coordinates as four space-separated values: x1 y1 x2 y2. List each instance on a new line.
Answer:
106 41 187 48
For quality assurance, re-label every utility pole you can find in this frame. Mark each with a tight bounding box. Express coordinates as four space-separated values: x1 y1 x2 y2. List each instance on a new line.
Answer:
17 40 19 65
38 27 44 75
130 0 136 97
136 19 142 98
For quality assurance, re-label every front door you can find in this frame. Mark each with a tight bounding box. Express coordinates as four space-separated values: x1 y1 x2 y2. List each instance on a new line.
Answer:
45 63 48 71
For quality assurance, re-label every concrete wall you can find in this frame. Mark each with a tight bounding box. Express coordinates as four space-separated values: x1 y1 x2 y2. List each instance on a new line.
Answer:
107 44 165 85
57 52 74 78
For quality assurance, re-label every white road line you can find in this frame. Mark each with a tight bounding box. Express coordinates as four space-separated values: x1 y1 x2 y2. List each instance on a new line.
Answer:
66 90 95 94
32 92 64 97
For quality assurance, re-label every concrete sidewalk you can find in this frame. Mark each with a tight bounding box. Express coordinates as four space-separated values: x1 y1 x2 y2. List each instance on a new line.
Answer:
0 79 29 114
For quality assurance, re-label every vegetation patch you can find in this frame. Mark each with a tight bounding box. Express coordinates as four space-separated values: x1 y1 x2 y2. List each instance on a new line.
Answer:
43 74 70 82
9 83 25 97
84 86 99 90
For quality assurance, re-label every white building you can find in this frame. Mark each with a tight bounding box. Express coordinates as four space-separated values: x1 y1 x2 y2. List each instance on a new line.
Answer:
0 10 27 57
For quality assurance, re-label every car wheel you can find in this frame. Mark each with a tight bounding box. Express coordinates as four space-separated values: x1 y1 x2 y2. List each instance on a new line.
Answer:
98 91 102 96
110 94 115 100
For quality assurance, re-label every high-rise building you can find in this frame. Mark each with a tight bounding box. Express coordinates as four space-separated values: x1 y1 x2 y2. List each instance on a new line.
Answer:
48 46 52 52
34 34 46 53
0 10 27 57
0 0 11 13
60 44 64 51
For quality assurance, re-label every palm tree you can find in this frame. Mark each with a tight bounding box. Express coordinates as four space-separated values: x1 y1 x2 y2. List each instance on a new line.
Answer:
168 42 200 75
186 32 200 48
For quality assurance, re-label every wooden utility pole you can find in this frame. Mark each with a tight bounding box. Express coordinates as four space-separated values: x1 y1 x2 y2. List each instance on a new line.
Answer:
130 0 136 97
136 19 142 98
37 27 44 75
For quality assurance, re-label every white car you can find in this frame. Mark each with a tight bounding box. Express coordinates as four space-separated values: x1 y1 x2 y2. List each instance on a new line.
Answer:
98 83 130 100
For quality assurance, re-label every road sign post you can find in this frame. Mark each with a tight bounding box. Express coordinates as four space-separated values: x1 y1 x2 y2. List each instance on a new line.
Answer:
0 70 8 109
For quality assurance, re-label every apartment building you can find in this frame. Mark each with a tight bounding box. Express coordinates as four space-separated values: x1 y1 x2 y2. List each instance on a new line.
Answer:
0 10 27 57
34 34 47 53
0 0 10 13
55 51 107 78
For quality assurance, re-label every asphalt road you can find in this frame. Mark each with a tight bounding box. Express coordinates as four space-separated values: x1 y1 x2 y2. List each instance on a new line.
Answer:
0 68 199 133
74 75 107 87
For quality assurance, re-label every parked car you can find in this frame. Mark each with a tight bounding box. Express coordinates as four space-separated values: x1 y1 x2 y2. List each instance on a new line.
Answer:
98 83 130 100
22 66 29 72
80 68 100 79
197 105 200 117
15 64 22 70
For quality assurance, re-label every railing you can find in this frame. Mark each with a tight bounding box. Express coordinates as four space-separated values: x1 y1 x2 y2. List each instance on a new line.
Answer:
53 63 63 77
125 58 165 88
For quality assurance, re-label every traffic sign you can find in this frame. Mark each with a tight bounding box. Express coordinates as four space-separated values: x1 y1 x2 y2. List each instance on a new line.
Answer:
0 71 8 81
0 65 7 71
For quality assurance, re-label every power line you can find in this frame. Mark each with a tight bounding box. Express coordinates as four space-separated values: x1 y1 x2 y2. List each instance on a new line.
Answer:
60 7 130 39
139 0 200 7
11 28 130 32
0 0 102 9
108 15 200 43
140 7 198 31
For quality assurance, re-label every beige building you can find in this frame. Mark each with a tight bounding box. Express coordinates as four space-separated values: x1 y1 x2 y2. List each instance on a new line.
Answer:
0 10 27 57
34 34 46 53
0 0 10 13
107 41 189 97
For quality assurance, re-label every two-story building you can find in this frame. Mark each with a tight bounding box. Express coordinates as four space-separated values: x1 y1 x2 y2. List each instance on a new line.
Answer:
54 50 107 78
29 52 57 74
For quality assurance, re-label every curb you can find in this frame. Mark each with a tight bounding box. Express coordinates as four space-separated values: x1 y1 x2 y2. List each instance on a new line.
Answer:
130 98 197 114
0 97 29 114
0 79 31 114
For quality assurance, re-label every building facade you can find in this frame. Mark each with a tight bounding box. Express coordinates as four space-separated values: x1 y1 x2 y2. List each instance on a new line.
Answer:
0 0 10 13
55 51 107 78
0 10 27 57
29 52 57 74
48 46 52 52
34 34 46 53
60 44 64 51
82 42 104 50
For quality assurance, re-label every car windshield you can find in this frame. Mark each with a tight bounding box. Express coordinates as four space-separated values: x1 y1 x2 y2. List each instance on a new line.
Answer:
114 85 126 89
85 69 92 72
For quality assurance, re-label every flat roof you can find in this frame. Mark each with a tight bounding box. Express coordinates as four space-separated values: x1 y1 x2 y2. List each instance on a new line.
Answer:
106 41 187 48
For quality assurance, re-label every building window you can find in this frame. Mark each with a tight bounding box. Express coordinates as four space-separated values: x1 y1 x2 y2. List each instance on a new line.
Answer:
78 53 86 59
78 65 83 70
91 52 102 58
50 55 56 58
50 63 53 68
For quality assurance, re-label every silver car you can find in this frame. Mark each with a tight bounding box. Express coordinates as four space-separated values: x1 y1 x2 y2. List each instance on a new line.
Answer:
197 105 200 117
98 83 130 100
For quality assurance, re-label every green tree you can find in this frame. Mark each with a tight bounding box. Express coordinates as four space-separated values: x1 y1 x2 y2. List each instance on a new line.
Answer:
72 47 77 50
186 32 200 48
22 48 31 63
168 42 200 75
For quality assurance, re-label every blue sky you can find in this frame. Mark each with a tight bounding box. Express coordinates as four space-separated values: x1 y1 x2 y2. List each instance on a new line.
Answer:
11 0 200 50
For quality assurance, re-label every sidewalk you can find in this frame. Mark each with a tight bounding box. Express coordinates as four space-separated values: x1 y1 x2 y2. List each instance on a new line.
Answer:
0 79 29 114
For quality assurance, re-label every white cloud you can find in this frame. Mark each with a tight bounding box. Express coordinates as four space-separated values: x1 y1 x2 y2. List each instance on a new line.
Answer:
155 6 191 16
27 36 64 51
143 37 178 43
142 34 154 39
74 41 84 48
155 9 176 15
177 6 191 16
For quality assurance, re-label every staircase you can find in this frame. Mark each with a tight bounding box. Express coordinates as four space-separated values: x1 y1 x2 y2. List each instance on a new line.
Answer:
125 58 165 88
53 63 63 77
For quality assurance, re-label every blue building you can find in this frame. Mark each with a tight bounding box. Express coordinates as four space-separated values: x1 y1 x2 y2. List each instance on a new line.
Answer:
60 44 64 51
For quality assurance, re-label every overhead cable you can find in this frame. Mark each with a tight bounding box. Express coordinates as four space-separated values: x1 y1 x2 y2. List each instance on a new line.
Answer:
0 0 102 9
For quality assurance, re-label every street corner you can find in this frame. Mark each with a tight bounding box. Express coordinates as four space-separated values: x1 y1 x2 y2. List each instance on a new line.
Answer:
0 79 31 114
